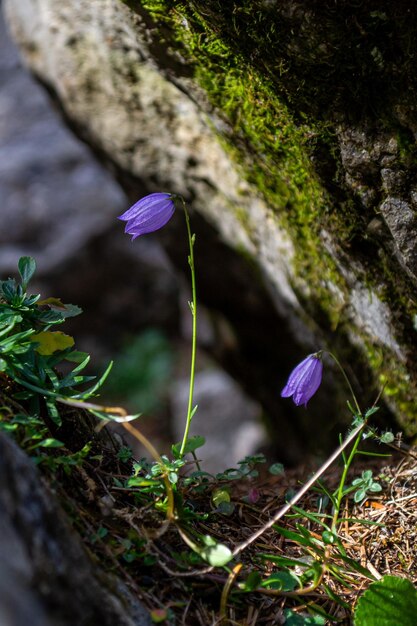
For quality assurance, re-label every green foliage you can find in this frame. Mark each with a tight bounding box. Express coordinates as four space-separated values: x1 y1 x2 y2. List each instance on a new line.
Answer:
354 576 417 626
269 462 285 475
196 535 232 567
351 469 383 503
1 256 413 623
0 257 120 474
0 408 91 470
215 453 267 480
283 610 326 626
126 455 185 495
211 486 235 515
18 256 36 289
172 434 205 459
261 570 300 592
379 430 395 444
0 257 112 426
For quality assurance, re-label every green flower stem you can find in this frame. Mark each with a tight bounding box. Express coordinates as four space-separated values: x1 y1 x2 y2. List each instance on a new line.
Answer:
179 204 197 459
331 422 365 532
325 350 367 530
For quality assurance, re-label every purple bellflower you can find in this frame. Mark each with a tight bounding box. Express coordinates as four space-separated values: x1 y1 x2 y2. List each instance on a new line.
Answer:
118 192 175 239
281 352 323 407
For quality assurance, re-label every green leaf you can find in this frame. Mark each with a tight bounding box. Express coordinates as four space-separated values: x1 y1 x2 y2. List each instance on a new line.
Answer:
239 571 262 592
31 331 75 355
0 328 36 352
272 524 316 548
171 434 206 458
369 483 382 493
45 399 62 426
127 477 161 488
64 351 90 364
1 279 16 302
38 438 65 448
217 501 235 516
284 609 325 625
354 489 367 503
35 309 65 325
354 575 417 626
212 487 230 507
260 553 311 570
37 298 81 319
322 531 336 545
73 361 113 399
59 303 83 319
200 540 232 567
269 462 285 475
168 471 178 484
337 552 378 580
0 308 22 327
380 431 395 444
262 571 300 591
192 535 233 567
18 257 36 288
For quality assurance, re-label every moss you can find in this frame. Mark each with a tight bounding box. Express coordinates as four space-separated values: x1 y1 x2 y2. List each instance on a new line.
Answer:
365 342 417 436
138 0 346 293
124 0 417 432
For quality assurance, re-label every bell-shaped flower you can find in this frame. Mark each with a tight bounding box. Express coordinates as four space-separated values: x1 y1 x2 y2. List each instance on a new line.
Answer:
281 353 323 407
118 192 175 239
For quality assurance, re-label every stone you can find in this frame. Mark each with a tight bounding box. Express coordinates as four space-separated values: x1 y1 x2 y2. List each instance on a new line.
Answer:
4 0 417 446
0 1 126 275
379 197 417 281
0 432 151 626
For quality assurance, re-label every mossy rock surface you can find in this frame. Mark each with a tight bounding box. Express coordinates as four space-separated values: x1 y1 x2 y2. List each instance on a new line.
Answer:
5 0 417 452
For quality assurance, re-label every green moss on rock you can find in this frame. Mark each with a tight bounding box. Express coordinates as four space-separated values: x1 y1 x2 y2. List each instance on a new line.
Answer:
126 0 417 434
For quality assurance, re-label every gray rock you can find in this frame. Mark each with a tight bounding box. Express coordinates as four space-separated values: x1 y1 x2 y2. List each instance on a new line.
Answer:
0 432 152 626
0 1 126 275
379 197 417 281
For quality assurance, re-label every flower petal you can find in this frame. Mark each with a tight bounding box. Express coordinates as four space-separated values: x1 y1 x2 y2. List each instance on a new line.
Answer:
281 354 323 407
293 358 323 406
118 193 175 239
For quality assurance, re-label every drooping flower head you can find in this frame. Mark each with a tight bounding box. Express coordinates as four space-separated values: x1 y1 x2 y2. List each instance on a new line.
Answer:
118 192 175 239
281 352 323 407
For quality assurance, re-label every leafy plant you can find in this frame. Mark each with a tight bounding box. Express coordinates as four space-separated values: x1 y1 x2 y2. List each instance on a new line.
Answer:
0 257 113 425
350 469 383 504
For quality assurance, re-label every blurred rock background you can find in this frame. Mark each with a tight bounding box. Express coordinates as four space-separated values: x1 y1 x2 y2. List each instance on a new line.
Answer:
0 2 266 473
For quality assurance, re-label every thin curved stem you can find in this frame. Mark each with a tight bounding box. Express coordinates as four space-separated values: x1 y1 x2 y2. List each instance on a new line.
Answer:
331 425 364 531
179 203 198 458
326 351 361 416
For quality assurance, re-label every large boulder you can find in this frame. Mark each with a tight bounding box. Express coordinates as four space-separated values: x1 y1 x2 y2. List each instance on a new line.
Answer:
4 0 417 457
